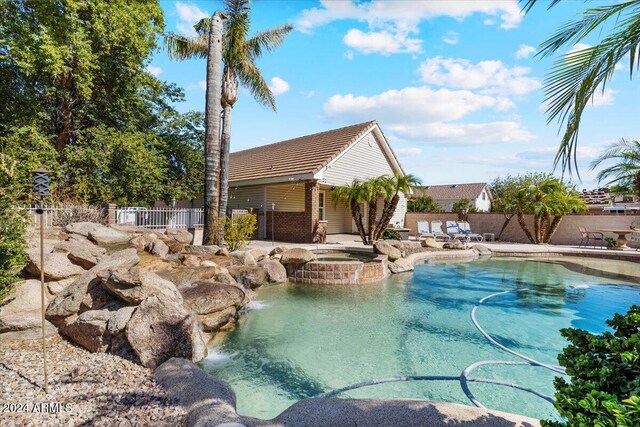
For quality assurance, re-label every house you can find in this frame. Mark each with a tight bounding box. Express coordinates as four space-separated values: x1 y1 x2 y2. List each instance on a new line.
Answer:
414 183 492 212
172 121 408 242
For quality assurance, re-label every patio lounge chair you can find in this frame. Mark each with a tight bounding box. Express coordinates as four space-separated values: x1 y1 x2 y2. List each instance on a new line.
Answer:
416 221 435 240
430 221 451 241
457 221 484 241
578 226 603 248
445 221 470 242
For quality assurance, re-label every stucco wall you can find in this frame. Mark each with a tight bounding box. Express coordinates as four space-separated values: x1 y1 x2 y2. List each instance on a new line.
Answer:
405 212 640 246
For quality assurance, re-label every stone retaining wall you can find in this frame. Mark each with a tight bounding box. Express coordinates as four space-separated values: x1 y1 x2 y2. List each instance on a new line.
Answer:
405 212 640 246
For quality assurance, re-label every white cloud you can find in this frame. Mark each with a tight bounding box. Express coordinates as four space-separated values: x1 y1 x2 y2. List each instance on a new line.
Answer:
175 2 208 37
418 56 541 96
323 85 533 145
269 77 290 96
442 31 459 45
567 42 591 55
300 90 316 98
198 80 206 91
388 121 535 144
589 88 617 107
395 147 423 157
343 28 422 55
295 0 523 33
515 44 536 59
325 86 512 123
344 51 354 60
145 64 162 76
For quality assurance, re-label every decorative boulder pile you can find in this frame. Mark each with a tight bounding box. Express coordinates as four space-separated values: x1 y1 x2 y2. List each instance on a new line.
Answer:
279 247 317 276
373 240 423 274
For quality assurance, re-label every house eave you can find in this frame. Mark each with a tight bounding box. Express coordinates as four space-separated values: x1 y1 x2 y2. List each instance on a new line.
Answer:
229 173 316 188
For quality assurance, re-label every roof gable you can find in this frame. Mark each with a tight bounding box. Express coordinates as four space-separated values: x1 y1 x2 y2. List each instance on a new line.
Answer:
228 121 376 184
417 183 489 200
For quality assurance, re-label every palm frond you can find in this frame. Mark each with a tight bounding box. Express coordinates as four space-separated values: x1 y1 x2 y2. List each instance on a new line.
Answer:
236 58 276 110
246 24 293 59
521 0 564 14
590 138 640 185
539 2 640 175
163 32 208 60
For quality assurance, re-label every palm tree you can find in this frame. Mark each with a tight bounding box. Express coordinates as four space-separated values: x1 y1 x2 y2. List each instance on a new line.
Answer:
164 0 292 242
163 15 223 244
373 173 421 241
590 138 640 194
333 179 369 244
522 1 640 174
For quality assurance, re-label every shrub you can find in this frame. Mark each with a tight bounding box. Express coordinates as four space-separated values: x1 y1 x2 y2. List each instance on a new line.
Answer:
542 305 640 427
605 237 617 248
220 214 257 252
408 195 442 212
49 200 106 227
382 228 401 241
0 155 27 302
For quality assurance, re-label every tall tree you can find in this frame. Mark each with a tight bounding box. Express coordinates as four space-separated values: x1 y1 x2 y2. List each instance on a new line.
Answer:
333 179 369 245
203 13 224 245
164 0 291 241
522 1 640 174
373 173 421 241
590 138 640 195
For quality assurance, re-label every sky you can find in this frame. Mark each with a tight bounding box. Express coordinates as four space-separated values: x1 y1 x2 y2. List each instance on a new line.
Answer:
150 0 638 189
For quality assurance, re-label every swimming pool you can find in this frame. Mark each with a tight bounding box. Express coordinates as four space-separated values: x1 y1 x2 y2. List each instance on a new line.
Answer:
200 257 640 421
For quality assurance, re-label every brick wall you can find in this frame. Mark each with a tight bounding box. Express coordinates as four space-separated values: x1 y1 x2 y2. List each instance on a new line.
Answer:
266 211 307 243
405 212 640 246
304 181 319 243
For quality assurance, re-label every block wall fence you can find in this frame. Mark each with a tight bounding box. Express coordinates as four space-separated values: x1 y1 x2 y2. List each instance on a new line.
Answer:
405 212 640 246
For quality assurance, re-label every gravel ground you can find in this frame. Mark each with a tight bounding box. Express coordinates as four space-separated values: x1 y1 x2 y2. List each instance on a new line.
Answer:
0 334 186 426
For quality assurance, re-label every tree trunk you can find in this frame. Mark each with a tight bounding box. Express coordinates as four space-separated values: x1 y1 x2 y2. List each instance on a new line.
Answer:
517 211 535 243
202 13 224 245
218 67 238 243
367 199 377 242
497 213 515 241
539 211 550 243
374 194 399 240
55 73 75 152
533 214 541 244
351 199 368 245
544 215 563 243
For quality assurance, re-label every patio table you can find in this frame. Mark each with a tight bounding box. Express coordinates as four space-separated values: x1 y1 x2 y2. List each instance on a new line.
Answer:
599 229 634 250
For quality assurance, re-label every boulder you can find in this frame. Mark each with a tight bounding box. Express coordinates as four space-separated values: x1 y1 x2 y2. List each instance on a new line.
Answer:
60 309 112 352
443 239 467 250
47 278 75 295
148 239 169 259
217 247 229 257
46 249 139 323
167 242 186 254
184 245 220 256
0 280 57 339
388 258 414 274
26 251 86 281
180 283 245 315
213 272 238 286
98 267 182 305
181 254 202 268
258 260 287 283
156 266 228 287
66 222 105 238
230 251 257 266
280 248 316 264
420 237 442 249
165 228 193 244
198 307 236 332
249 249 269 262
472 244 492 256
373 241 402 262
66 244 107 270
269 246 289 256
88 227 132 245
126 295 207 368
129 235 148 252
227 266 268 289
106 306 137 335
201 260 216 267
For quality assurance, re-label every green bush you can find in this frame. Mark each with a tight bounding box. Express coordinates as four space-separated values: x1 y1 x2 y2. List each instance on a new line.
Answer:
382 228 402 240
605 237 617 248
542 305 640 427
408 195 442 212
0 155 27 302
220 214 257 252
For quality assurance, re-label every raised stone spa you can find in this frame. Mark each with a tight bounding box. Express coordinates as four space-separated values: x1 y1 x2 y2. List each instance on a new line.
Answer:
287 251 388 285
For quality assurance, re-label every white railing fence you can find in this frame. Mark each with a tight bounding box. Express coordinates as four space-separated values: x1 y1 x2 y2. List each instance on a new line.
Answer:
115 207 203 229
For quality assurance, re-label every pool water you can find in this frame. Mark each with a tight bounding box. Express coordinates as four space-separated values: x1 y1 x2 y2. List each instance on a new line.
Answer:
200 257 640 421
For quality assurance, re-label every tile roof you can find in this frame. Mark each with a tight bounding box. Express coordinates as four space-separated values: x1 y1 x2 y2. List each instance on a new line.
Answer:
415 183 489 201
229 121 377 182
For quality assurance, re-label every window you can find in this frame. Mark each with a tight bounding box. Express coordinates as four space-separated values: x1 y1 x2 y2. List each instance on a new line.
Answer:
318 191 326 220
482 192 486 200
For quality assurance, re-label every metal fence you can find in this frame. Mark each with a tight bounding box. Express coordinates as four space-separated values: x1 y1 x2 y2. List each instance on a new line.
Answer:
115 207 203 229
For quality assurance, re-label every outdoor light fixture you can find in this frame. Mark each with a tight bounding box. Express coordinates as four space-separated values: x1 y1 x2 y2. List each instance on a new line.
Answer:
31 165 50 393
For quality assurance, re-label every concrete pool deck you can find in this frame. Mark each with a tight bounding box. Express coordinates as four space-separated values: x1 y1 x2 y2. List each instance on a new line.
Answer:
155 357 541 427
